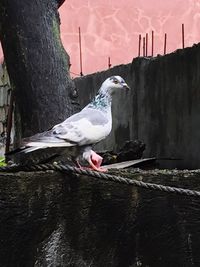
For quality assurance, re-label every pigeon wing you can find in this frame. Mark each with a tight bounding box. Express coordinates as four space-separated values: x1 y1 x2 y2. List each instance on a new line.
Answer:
52 107 111 145
23 108 111 149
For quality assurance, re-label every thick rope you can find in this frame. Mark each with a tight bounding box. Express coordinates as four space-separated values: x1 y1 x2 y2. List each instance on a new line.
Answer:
0 163 200 197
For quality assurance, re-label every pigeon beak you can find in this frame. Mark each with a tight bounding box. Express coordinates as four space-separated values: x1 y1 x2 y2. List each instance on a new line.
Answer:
122 83 130 90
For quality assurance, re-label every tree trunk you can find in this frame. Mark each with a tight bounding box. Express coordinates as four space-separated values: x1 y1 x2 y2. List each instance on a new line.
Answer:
0 0 79 146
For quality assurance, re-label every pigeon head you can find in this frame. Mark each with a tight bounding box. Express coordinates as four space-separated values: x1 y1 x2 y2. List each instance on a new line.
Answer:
99 76 130 95
88 75 130 111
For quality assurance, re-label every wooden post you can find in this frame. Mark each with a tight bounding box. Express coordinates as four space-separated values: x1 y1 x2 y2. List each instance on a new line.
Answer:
164 33 167 55
5 90 14 154
78 26 83 76
143 37 145 57
151 30 154 57
108 57 112 68
145 33 148 56
182 23 185 49
138 34 141 57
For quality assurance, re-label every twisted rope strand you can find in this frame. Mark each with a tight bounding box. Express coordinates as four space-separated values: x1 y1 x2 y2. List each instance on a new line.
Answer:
0 163 200 197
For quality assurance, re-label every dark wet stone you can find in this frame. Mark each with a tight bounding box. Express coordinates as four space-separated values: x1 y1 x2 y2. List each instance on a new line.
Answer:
1 169 200 267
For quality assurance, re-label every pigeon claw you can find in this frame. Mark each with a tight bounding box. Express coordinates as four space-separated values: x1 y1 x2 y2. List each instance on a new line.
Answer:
90 150 103 168
76 150 107 172
88 158 107 172
89 151 107 172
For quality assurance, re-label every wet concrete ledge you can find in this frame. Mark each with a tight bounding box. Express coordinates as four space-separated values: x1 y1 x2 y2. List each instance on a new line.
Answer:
1 169 200 267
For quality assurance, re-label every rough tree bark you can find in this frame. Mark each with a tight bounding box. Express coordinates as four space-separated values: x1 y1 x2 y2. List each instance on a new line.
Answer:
0 0 79 145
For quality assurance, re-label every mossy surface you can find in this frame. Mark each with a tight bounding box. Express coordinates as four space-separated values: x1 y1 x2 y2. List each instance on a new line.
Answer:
1 169 200 266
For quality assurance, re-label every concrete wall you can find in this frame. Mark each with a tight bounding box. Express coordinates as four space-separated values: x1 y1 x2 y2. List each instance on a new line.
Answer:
1 43 199 168
74 43 200 169
58 0 200 75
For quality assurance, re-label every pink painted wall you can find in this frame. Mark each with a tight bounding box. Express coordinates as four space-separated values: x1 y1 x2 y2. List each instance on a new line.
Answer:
59 0 200 76
1 0 200 76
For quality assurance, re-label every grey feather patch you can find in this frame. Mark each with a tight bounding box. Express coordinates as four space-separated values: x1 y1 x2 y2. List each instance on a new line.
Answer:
64 109 109 125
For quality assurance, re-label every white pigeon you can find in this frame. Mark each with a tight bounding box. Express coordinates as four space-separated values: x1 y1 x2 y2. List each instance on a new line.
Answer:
9 76 130 171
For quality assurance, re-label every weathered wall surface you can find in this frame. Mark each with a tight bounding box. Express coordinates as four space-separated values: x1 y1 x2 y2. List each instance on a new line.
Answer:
1 170 200 267
74 43 200 169
58 0 200 75
1 43 199 168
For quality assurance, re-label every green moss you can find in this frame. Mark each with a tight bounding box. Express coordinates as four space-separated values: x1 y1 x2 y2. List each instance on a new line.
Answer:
0 157 6 166
52 16 69 67
52 17 60 42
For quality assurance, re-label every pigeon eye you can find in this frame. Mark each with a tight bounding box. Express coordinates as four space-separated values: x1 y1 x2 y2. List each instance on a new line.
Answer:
113 80 118 84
